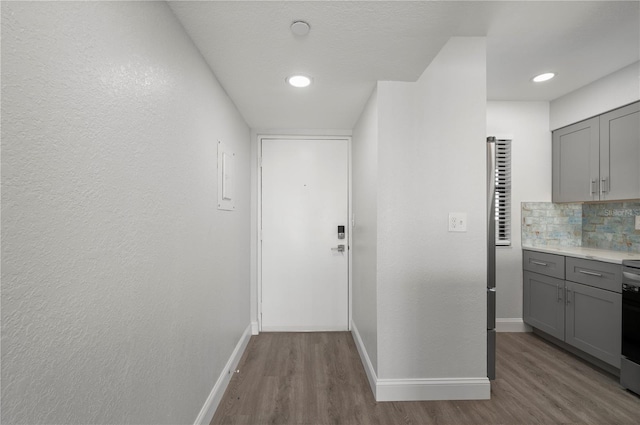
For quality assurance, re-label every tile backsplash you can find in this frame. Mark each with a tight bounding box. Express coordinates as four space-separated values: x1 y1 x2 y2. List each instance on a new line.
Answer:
521 203 582 248
522 201 640 253
582 202 640 251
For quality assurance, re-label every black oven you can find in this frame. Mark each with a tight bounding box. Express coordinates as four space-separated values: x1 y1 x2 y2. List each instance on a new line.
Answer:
621 260 640 395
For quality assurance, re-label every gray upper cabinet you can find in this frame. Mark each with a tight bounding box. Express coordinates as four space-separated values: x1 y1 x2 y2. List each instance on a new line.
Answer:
600 102 640 201
552 117 599 202
552 101 640 203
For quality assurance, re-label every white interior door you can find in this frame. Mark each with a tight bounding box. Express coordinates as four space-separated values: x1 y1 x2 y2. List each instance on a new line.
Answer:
261 138 349 331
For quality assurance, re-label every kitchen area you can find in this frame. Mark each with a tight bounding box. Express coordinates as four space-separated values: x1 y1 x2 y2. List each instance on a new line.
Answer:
519 100 640 396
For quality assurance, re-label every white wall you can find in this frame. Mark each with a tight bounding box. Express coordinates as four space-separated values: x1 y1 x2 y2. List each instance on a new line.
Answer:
550 61 640 130
376 37 487 381
487 102 552 322
1 2 250 424
351 88 379 374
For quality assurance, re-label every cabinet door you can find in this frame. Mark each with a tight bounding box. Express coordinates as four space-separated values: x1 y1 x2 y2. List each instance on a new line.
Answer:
600 101 640 201
552 117 599 202
523 271 565 340
565 281 622 368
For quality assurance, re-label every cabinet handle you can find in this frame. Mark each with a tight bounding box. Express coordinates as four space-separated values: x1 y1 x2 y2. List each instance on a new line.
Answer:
623 271 640 282
590 179 597 196
531 260 548 266
557 284 563 302
601 177 609 195
578 270 603 277
566 287 571 305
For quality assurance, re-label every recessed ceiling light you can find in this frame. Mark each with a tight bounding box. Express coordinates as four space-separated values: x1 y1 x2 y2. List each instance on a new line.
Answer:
532 72 556 83
287 75 312 88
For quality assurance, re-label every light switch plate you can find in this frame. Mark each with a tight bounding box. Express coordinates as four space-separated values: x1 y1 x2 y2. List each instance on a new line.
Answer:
636 215 640 230
449 213 467 232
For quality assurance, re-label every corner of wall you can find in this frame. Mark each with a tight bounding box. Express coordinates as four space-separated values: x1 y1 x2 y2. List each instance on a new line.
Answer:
350 321 377 398
351 85 379 378
194 325 252 425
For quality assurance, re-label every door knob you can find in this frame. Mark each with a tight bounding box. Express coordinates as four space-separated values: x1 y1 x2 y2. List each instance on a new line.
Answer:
331 244 345 252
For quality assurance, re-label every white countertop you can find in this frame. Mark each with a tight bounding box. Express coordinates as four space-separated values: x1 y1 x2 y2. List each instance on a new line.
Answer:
521 245 640 264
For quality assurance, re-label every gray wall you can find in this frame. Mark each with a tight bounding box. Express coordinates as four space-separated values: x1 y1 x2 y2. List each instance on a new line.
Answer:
351 88 379 374
376 37 487 379
1 2 250 424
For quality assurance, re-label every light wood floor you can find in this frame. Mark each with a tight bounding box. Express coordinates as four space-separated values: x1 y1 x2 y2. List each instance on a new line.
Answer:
212 332 640 424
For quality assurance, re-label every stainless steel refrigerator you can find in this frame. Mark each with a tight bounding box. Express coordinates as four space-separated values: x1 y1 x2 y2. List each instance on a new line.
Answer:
486 137 497 381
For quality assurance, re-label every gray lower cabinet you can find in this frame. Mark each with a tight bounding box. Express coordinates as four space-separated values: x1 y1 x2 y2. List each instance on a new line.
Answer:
565 281 622 368
523 250 565 279
523 250 622 368
565 256 622 292
524 271 565 340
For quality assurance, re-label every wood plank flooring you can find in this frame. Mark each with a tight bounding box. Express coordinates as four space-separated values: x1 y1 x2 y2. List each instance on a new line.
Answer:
211 332 640 424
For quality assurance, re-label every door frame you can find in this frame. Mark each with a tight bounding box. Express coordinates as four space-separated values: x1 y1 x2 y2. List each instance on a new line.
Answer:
256 134 352 333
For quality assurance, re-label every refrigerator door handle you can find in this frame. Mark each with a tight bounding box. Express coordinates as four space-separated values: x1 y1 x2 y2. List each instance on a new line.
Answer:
486 137 497 381
487 138 496 290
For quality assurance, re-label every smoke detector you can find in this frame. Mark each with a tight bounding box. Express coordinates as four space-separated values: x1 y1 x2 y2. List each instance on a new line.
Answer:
291 21 310 36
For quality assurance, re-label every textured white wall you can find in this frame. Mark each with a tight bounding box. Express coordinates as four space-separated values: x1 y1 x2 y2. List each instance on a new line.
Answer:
487 101 552 320
550 61 640 130
351 88 379 373
376 38 487 379
1 2 250 424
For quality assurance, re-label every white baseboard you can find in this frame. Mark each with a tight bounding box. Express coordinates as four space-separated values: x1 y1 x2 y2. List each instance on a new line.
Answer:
251 321 259 335
376 377 490 401
351 321 490 402
261 325 348 332
496 318 531 333
193 324 252 425
351 321 377 398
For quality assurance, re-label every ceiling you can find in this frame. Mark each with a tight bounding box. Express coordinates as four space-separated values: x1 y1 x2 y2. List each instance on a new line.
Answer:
168 1 640 130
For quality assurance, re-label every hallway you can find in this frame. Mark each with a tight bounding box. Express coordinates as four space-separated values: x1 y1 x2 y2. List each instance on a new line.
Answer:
3 1 639 423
